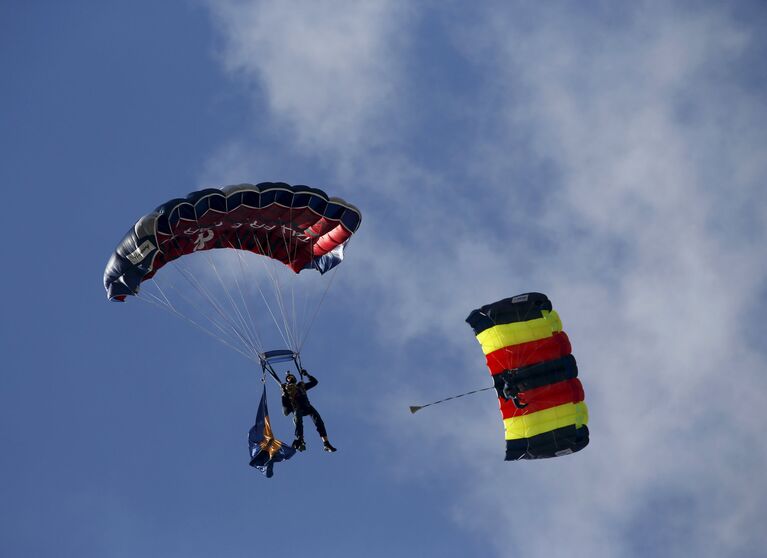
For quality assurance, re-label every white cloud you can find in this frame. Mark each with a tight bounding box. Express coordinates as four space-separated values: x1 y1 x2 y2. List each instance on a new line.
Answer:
206 0 412 161
204 2 767 556
436 4 767 557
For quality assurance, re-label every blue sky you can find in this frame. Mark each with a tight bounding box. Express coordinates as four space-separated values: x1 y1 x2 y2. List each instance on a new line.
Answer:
2 1 767 557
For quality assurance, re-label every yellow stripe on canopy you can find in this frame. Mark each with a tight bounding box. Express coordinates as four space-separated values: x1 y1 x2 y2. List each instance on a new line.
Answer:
475 310 562 355
503 401 588 440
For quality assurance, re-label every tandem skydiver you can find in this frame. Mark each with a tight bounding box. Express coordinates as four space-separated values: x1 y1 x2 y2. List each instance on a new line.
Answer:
281 370 337 452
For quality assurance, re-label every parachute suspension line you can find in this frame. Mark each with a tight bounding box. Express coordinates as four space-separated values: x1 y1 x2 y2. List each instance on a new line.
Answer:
227 251 266 355
159 236 257 352
267 227 298 351
273 211 340 356
230 238 265 354
171 259 254 351
137 280 261 364
295 279 314 354
277 223 295 346
202 252 255 352
408 386 496 414
148 274 175 309
171 258 261 360
284 204 298 351
253 232 289 345
290 267 297 354
145 268 255 356
263 229 300 352
210 252 260 351
260 358 284 386
204 250 262 355
288 226 311 352
248 230 295 351
297 266 313 339
287 203 307 351
297 264 339 354
165 266 262 363
138 288 238 355
269 226 298 351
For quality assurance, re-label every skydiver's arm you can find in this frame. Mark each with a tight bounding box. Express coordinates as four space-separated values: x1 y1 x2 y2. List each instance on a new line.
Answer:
303 375 318 390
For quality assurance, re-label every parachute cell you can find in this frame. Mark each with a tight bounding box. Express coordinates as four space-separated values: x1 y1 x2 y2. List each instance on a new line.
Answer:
466 293 589 460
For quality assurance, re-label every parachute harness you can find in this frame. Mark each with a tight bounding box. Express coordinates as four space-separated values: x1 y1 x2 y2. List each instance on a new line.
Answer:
259 350 305 386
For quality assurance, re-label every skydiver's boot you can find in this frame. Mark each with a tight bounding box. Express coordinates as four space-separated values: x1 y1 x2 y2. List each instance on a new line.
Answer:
292 438 306 452
323 440 337 453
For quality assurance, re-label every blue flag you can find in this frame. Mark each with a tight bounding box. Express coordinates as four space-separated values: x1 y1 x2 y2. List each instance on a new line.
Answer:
248 386 296 478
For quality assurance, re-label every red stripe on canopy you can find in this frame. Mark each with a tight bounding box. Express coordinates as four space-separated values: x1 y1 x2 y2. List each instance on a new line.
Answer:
499 378 585 419
485 331 572 374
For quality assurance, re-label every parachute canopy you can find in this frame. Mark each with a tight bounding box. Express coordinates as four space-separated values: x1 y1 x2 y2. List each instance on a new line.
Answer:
103 182 361 364
104 182 362 301
466 292 589 460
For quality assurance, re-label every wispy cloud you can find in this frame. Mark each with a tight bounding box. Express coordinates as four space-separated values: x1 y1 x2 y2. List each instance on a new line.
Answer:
204 2 767 556
440 4 767 557
206 0 412 162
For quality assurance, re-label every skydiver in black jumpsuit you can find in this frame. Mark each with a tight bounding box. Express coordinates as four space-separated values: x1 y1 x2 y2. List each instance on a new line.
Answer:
281 370 337 452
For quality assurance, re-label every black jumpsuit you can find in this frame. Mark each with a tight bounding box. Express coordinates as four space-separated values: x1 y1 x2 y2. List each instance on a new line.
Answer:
281 374 327 440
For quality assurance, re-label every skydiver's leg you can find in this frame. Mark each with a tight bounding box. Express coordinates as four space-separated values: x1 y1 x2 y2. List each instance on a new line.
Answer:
293 413 306 450
308 406 336 452
307 406 327 438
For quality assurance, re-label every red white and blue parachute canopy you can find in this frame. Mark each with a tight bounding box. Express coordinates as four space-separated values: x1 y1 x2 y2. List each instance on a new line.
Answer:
104 182 361 301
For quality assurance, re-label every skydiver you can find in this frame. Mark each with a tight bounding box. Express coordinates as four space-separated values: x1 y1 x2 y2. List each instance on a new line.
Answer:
281 370 337 453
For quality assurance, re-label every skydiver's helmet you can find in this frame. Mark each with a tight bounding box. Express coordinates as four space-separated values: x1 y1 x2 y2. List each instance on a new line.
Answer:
285 373 297 384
